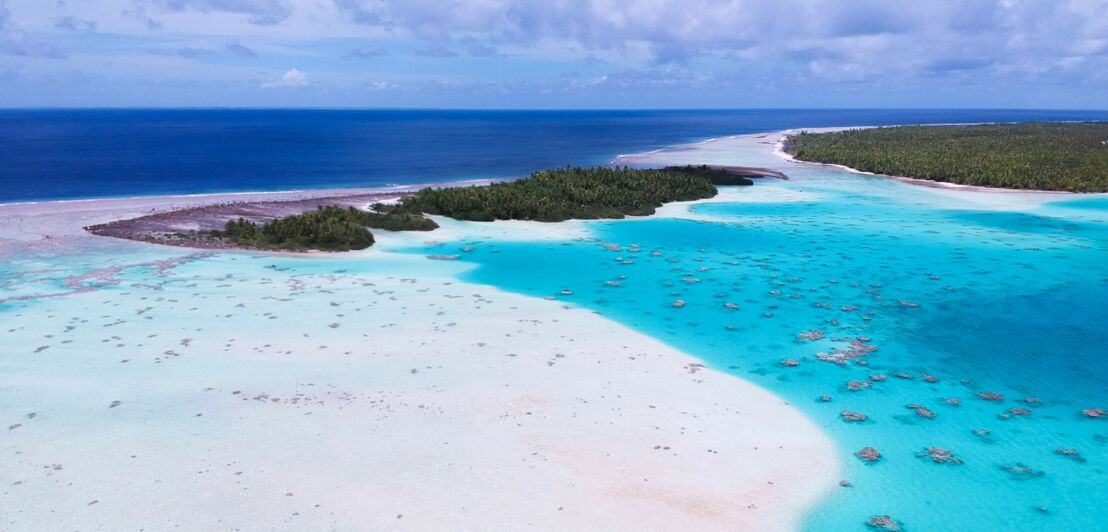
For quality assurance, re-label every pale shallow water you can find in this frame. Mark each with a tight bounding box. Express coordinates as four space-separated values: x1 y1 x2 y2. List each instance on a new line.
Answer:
395 160 1108 529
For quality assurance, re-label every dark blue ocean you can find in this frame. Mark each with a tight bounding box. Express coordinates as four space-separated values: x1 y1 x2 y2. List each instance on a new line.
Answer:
4 108 1108 203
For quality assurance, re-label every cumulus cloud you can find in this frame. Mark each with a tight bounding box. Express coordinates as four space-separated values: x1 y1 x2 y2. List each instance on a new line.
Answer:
0 1 10 35
225 41 257 58
262 67 308 88
1 0 64 58
467 43 497 57
150 0 292 26
328 0 1108 78
345 47 388 59
177 46 213 58
927 58 993 73
2 0 1106 106
4 33 64 58
121 4 164 30
54 16 98 32
414 44 458 58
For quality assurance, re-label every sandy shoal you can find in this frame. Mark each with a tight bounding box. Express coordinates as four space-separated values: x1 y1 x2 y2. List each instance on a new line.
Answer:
0 189 840 530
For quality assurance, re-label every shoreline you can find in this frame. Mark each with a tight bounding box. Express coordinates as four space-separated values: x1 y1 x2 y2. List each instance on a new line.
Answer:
82 190 406 252
0 153 842 529
1 267 841 529
0 179 503 259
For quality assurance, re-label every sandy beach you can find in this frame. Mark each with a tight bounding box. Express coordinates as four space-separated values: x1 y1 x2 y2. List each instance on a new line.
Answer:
1 178 840 529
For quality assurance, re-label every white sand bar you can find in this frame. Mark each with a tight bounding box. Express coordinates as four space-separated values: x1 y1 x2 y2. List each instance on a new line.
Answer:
1 191 839 530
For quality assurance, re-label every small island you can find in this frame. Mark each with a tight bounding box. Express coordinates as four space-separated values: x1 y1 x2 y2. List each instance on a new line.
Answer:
784 122 1108 192
87 165 755 252
406 165 751 222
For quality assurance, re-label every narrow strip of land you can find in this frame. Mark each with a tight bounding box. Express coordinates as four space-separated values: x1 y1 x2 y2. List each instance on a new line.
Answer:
782 122 1108 192
85 165 766 252
84 191 403 249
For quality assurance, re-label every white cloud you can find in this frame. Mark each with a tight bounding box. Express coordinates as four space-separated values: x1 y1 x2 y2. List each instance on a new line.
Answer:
8 1 1108 76
262 67 307 88
149 0 292 26
1 0 1107 107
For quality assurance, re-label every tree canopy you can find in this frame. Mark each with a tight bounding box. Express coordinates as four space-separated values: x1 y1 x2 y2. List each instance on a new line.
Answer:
219 206 375 251
211 165 753 250
215 205 440 251
784 122 1108 192
404 165 746 222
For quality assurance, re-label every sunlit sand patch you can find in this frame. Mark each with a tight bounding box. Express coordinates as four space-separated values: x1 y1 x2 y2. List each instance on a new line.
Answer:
2 246 844 529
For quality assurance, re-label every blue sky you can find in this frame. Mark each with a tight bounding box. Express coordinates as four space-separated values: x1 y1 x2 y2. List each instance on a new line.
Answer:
1 0 1105 109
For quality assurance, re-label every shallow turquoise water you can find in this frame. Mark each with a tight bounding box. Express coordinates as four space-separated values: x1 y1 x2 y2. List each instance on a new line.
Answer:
403 177 1108 530
3 164 1105 530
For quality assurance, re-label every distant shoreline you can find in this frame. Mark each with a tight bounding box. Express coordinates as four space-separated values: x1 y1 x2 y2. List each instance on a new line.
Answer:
772 125 1101 194
12 122 1096 258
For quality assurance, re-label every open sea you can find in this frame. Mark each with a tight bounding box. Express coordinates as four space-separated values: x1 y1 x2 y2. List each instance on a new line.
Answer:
3 108 1108 203
2 109 1107 530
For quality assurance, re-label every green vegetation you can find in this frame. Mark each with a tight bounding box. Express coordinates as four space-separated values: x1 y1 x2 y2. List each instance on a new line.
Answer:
404 165 738 222
364 202 440 231
218 206 375 251
784 122 1108 192
663 165 756 186
213 206 438 251
204 165 748 250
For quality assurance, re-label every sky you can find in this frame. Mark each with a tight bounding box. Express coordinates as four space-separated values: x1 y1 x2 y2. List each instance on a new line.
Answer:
0 0 1105 109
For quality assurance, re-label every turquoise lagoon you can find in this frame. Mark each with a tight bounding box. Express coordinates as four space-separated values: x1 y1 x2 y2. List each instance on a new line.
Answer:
401 158 1108 529
3 137 1106 531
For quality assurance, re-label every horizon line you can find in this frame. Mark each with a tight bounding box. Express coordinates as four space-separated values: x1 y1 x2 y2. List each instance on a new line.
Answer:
2 106 1108 113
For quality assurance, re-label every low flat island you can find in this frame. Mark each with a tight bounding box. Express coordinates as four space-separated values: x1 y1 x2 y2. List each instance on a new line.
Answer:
782 122 1108 192
87 165 755 252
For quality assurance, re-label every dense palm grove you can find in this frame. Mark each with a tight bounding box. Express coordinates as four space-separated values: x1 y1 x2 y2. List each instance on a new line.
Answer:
212 165 752 250
785 122 1108 192
662 165 759 186
215 205 439 251
405 165 748 222
361 203 441 231
217 206 376 251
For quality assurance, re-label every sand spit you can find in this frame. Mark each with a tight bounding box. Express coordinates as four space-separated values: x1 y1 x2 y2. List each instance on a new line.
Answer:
84 191 403 248
1 189 840 530
0 180 504 259
78 179 514 251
